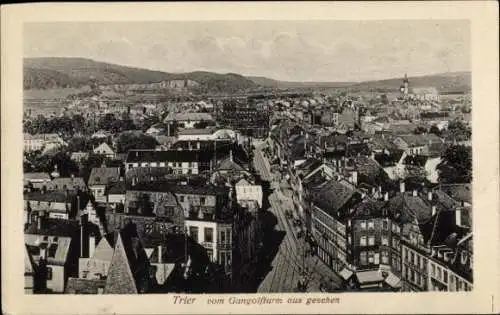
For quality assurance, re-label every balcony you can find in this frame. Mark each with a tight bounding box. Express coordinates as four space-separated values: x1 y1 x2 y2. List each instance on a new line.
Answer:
217 242 232 250
201 241 214 249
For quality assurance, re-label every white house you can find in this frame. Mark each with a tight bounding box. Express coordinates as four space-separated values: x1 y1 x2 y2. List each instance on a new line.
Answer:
93 143 115 159
235 178 263 208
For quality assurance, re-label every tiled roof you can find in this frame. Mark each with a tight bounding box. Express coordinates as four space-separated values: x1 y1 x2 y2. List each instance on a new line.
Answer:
398 134 443 147
384 192 432 224
47 177 86 191
352 156 384 179
125 167 173 182
104 232 138 294
440 184 472 204
178 127 215 135
216 158 245 172
93 142 115 154
164 112 213 122
130 181 227 196
91 237 114 262
88 167 120 186
24 172 51 181
108 181 127 195
311 180 358 218
125 150 212 163
351 198 387 218
65 278 106 294
24 191 72 203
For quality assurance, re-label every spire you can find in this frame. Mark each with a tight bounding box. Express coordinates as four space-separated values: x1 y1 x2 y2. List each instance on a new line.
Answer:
404 73 408 83
104 232 138 294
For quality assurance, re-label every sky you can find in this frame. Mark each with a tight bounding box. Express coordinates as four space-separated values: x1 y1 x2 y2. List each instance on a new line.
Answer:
23 20 471 82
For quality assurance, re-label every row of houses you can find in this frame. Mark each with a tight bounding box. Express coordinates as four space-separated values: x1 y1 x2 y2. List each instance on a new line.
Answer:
267 117 472 292
24 140 264 294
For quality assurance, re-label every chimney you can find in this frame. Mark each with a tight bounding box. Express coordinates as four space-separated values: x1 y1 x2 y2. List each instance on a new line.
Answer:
455 209 462 226
158 245 163 264
432 205 437 216
37 215 42 230
351 171 358 186
39 246 47 260
384 192 389 201
428 191 433 201
400 181 405 193
412 190 418 197
89 235 96 258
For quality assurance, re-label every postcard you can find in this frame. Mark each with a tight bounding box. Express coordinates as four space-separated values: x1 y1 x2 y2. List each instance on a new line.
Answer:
1 2 499 314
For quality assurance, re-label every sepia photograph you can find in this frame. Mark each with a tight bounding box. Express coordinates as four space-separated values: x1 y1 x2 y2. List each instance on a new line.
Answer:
1 2 499 315
21 19 473 295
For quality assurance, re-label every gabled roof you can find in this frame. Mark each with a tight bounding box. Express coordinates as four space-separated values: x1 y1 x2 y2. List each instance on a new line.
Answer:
91 237 114 262
216 158 245 172
25 244 36 274
384 192 432 224
94 142 115 154
104 232 138 294
311 180 358 218
88 167 120 186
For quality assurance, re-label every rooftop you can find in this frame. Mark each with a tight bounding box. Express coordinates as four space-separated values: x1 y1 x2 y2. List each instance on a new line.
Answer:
88 167 121 186
125 150 213 163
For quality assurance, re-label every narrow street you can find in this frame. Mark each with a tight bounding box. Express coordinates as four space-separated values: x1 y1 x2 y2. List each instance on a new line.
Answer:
253 144 343 292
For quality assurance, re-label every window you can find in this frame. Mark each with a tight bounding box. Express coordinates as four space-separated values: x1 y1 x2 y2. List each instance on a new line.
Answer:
179 196 185 202
220 230 226 244
437 267 442 280
431 264 436 277
46 266 53 280
368 251 375 264
189 226 199 243
360 236 367 246
381 235 389 246
204 227 213 243
205 249 214 261
443 270 448 283
374 252 380 264
368 236 375 246
200 197 206 205
368 220 375 229
410 252 414 265
360 252 367 265
360 220 366 230
382 220 388 230
381 251 389 264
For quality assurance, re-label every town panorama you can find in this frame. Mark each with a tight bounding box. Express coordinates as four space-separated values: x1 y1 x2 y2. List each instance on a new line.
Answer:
23 23 472 295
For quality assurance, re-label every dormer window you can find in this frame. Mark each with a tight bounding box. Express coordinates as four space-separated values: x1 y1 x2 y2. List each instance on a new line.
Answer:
460 251 468 265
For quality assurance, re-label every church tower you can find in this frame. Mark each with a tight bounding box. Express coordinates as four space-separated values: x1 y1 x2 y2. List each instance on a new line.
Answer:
400 73 409 97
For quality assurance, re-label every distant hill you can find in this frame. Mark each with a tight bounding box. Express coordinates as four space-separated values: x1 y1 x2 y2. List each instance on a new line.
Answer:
247 76 354 89
351 71 471 93
23 57 257 93
24 57 471 95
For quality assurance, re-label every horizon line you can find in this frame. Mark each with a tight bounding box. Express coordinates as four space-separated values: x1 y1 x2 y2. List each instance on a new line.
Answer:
23 56 472 84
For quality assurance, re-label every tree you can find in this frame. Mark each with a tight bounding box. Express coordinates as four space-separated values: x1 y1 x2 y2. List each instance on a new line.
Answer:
438 145 472 183
413 126 428 134
116 132 157 153
429 125 441 136
446 120 471 141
